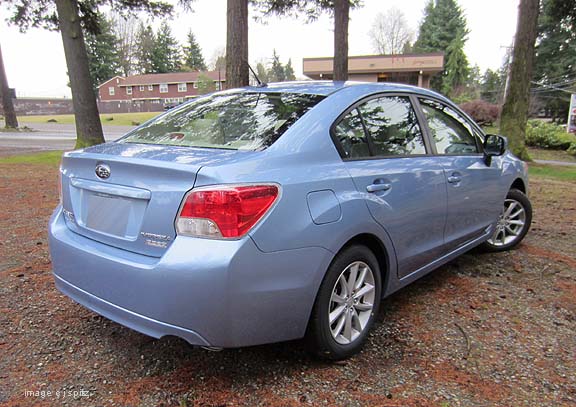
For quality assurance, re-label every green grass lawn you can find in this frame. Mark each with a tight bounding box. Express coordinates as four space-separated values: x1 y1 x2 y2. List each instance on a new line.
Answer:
18 112 161 126
529 163 576 181
0 150 63 165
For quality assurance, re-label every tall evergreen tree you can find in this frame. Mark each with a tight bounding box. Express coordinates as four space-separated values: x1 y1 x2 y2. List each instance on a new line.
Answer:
413 0 469 94
0 43 18 129
226 0 249 88
480 68 505 104
500 0 540 160
135 23 155 74
252 1 362 81
1 0 179 148
285 58 296 81
256 62 270 84
442 33 469 96
269 49 286 82
85 14 122 93
151 21 181 73
533 0 576 121
183 30 207 71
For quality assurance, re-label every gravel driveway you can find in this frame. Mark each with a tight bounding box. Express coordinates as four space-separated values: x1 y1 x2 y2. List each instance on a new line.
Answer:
0 161 574 407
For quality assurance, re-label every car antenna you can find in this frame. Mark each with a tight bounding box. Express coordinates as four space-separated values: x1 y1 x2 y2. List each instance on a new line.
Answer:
245 59 267 87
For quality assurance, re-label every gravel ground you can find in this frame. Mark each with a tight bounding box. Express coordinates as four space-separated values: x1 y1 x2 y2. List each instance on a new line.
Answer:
0 161 574 407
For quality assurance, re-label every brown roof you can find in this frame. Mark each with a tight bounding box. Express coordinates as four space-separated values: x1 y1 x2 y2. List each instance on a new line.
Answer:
116 71 225 87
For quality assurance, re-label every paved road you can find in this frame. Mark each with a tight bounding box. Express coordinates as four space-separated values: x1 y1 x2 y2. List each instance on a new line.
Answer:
2 124 576 168
533 159 576 167
0 122 135 152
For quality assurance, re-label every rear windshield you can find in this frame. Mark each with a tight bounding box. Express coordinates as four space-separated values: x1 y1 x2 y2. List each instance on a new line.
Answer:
119 92 324 150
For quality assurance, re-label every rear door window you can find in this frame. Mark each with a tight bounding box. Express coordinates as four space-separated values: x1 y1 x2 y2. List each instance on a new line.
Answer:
358 96 426 156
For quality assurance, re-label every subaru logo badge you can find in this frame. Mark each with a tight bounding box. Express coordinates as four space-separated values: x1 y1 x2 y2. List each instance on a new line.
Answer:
95 164 111 179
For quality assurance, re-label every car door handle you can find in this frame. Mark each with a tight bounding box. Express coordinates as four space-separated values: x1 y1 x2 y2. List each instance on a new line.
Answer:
366 183 391 193
447 175 461 184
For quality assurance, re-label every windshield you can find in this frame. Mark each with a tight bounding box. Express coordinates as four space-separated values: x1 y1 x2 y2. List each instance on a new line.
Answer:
119 92 325 150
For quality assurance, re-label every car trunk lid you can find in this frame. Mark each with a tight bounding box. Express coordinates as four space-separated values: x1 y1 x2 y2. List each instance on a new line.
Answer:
60 142 249 257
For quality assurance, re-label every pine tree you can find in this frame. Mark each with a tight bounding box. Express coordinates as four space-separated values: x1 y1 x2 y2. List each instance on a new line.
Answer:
256 62 270 84
85 14 121 93
269 49 286 82
480 69 504 104
442 33 469 97
413 0 469 94
135 23 155 74
0 43 18 128
151 21 181 73
285 58 296 81
533 0 576 121
183 30 207 71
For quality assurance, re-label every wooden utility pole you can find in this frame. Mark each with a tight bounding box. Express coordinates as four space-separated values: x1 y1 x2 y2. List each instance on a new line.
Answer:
0 43 18 129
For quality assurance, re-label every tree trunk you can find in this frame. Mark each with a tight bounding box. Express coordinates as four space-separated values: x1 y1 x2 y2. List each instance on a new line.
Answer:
55 0 104 148
499 0 540 161
333 0 350 81
0 43 18 129
226 0 249 89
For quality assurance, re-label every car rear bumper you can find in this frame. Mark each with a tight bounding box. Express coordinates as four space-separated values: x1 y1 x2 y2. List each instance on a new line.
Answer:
53 273 211 346
48 206 333 347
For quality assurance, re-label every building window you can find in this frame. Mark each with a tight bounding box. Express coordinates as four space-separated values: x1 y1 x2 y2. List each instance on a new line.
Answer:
148 85 154 91
178 83 187 92
108 87 115 96
139 85 145 91
159 83 168 93
193 82 198 89
126 86 132 95
215 82 221 91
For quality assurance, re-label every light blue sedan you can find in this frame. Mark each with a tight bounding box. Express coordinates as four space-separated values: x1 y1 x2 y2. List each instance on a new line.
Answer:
48 81 532 359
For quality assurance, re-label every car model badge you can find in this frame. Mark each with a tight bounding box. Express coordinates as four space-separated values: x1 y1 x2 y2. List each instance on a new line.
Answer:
95 164 111 179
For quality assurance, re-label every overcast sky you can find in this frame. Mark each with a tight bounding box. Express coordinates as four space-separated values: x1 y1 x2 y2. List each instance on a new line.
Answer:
0 0 519 98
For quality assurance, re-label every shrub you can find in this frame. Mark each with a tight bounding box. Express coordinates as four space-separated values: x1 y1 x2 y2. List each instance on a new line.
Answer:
105 116 114 121
459 100 500 126
525 120 576 150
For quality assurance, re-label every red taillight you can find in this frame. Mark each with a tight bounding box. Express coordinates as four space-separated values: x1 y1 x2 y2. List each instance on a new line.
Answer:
176 185 279 238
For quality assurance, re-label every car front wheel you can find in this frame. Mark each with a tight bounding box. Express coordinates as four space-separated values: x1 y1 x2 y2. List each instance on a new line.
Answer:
483 188 532 252
307 245 381 360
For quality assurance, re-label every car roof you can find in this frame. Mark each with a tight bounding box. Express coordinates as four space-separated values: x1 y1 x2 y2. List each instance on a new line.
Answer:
237 80 448 101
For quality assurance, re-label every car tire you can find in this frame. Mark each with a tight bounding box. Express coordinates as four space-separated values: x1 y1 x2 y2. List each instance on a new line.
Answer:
306 245 381 360
482 188 532 252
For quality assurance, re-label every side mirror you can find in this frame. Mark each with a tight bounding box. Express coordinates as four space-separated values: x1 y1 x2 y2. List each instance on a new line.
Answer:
483 134 507 165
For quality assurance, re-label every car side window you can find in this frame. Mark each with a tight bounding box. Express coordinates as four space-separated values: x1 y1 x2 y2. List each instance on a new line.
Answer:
333 109 371 159
419 98 479 155
357 96 426 156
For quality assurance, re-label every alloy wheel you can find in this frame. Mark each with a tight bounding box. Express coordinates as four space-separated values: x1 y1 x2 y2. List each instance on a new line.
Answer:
328 261 376 345
487 198 527 247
